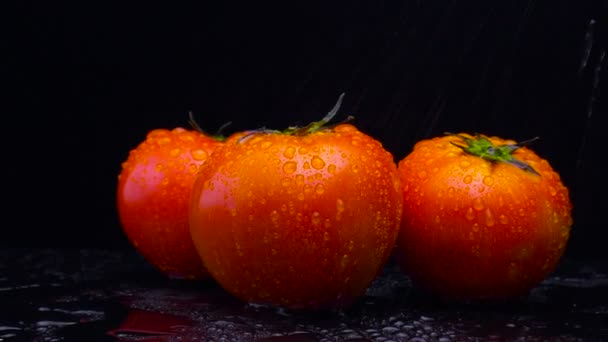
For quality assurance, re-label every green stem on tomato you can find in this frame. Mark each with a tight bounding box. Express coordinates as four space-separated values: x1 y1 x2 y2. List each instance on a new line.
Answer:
447 133 540 175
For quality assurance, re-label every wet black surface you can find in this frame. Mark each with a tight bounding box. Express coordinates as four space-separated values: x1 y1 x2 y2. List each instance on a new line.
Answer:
1 249 607 341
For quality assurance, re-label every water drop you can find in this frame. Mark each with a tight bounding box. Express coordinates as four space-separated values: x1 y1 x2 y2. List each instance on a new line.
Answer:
170 148 181 157
311 211 321 225
336 199 345 212
460 160 471 169
466 208 475 221
157 136 172 145
328 164 337 174
311 156 326 170
463 175 473 184
282 161 297 174
161 177 169 186
473 198 484 211
549 186 557 196
297 192 305 201
299 146 309 155
270 210 279 225
485 208 495 226
348 240 354 251
499 214 509 225
303 162 311 169
351 164 359 173
295 174 305 186
303 184 313 195
261 141 272 149
315 183 325 194
281 177 292 187
418 170 427 179
191 148 209 162
155 163 164 171
283 146 296 159
324 218 332 228
447 187 455 197
483 175 494 187
472 223 479 232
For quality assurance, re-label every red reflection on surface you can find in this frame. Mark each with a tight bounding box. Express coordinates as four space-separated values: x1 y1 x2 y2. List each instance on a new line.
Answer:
107 308 192 340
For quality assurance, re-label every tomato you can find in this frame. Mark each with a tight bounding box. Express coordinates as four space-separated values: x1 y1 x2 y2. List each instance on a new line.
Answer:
395 133 573 301
117 127 223 279
188 97 403 310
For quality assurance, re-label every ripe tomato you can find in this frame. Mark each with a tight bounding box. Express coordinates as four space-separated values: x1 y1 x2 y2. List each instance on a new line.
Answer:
117 127 223 279
189 99 403 310
395 133 573 301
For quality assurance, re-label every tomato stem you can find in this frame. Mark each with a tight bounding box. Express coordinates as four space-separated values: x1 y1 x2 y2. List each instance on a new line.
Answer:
447 133 540 175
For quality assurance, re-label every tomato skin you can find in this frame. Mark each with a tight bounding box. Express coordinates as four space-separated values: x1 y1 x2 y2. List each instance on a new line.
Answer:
189 124 403 310
117 127 222 279
396 134 573 301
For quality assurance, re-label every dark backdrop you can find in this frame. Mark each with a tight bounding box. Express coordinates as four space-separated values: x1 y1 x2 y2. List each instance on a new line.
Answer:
7 1 607 260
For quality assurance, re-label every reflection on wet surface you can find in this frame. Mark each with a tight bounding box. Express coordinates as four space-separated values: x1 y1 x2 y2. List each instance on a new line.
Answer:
0 249 606 341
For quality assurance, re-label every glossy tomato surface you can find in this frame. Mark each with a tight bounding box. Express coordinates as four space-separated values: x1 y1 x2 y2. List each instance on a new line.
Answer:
396 133 573 301
117 127 222 279
189 124 403 310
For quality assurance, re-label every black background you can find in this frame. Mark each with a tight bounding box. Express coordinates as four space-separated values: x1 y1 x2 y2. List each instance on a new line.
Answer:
7 1 607 260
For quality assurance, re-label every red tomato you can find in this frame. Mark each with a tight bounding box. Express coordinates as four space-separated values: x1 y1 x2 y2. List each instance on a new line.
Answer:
396 133 573 301
189 119 403 310
117 127 223 279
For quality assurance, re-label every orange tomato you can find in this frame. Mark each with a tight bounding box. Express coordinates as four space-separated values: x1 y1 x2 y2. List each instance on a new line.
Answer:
395 133 573 301
117 127 223 279
189 112 403 309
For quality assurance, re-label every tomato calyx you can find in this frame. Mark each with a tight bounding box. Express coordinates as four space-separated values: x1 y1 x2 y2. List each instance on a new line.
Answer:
188 111 231 142
448 133 540 175
238 93 351 143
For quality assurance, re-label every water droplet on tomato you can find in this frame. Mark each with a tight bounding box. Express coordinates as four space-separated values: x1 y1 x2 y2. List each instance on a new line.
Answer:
155 163 164 171
463 175 473 184
336 199 345 212
418 170 427 179
328 164 337 174
303 162 311 170
473 198 484 211
472 223 479 232
499 214 509 225
261 141 272 149
485 208 495 226
483 176 494 187
295 174 305 186
311 156 326 170
297 192 305 201
283 146 296 159
281 177 292 187
466 208 475 221
315 183 325 194
282 161 297 174
270 210 279 225
447 187 455 197
161 177 169 186
157 136 172 145
169 148 181 157
190 148 208 161
351 164 359 173
324 218 332 228
299 146 309 155
549 186 557 196
304 184 313 195
460 160 471 169
348 240 354 251
311 211 321 225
